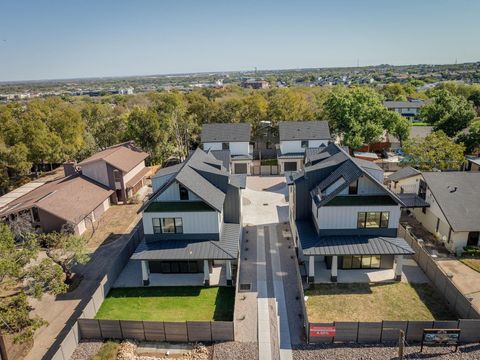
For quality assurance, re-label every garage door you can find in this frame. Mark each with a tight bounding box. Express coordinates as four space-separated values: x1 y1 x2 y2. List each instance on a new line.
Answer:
234 163 248 174
284 162 297 172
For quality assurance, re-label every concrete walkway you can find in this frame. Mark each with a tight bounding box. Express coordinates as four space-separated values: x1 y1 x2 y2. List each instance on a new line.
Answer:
237 176 299 360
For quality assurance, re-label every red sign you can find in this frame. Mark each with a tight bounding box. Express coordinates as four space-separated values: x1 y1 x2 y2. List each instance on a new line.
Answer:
309 325 336 337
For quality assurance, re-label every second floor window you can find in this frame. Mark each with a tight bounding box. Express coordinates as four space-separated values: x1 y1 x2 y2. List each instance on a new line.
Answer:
348 180 358 195
222 142 229 150
152 217 183 234
301 140 309 148
357 211 389 229
179 184 189 200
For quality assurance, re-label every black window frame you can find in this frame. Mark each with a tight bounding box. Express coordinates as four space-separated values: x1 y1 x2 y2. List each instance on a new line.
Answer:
152 217 183 234
222 142 230 150
357 211 390 229
179 184 189 200
301 140 309 148
348 180 358 195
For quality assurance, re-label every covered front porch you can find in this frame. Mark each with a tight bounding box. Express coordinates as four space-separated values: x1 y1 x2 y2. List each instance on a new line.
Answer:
114 259 233 287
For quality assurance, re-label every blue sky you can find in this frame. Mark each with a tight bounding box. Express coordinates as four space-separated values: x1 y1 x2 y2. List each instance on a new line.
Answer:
0 0 479 81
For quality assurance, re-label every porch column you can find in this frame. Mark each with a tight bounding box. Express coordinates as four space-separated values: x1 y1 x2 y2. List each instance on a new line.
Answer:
141 260 150 286
308 256 315 284
394 255 403 281
226 260 232 286
203 260 210 286
331 256 338 282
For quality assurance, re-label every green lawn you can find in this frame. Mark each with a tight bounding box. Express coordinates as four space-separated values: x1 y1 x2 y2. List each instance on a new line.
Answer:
95 286 235 321
411 122 430 126
460 258 480 273
93 341 119 360
305 282 456 322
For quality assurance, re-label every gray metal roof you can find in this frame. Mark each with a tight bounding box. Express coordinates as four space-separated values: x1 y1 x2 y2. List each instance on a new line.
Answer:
388 166 421 182
422 172 480 232
277 150 305 159
131 223 240 260
210 150 231 171
231 154 253 160
397 193 430 208
201 123 251 143
296 220 414 256
142 148 231 213
230 174 247 189
279 121 331 141
152 163 183 179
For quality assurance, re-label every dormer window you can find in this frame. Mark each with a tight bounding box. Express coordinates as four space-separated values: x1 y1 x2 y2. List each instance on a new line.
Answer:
222 142 230 150
301 140 309 148
348 180 358 195
179 184 189 200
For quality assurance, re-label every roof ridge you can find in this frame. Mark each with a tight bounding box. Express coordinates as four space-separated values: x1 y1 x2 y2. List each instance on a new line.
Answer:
208 239 236 258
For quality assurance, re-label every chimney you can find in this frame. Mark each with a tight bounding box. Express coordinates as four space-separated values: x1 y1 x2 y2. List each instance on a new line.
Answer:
63 161 78 177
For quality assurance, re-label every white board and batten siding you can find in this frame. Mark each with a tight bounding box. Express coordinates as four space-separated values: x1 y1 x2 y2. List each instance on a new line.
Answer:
123 161 146 184
279 140 328 154
313 204 401 230
153 181 201 201
142 211 221 235
81 161 109 187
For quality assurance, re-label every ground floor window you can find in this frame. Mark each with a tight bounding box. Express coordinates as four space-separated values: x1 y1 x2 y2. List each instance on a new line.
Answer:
341 255 381 269
149 260 202 274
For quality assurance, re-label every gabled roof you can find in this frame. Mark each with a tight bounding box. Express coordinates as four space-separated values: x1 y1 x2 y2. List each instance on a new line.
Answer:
301 143 403 208
79 141 149 173
422 172 480 232
142 148 241 213
0 174 113 224
388 166 421 182
201 123 251 143
210 150 231 171
279 121 331 141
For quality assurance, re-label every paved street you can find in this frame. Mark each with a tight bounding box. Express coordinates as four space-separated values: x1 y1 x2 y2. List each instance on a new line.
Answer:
236 176 303 360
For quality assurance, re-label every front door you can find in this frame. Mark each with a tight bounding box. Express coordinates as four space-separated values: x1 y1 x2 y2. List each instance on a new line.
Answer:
467 232 480 247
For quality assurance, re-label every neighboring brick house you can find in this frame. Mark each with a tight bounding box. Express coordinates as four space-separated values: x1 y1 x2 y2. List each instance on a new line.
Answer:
78 141 149 203
277 121 331 174
287 143 416 283
201 123 253 175
0 166 113 235
128 148 245 287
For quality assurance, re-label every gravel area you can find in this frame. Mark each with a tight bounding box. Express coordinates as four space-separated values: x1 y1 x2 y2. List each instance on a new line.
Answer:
69 340 103 360
213 342 258 360
293 343 480 360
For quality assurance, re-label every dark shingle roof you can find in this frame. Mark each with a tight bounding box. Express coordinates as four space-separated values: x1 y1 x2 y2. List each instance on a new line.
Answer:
201 123 251 143
384 101 424 109
388 166 421 182
279 121 331 141
296 221 414 256
422 172 480 232
131 223 240 260
210 150 231 171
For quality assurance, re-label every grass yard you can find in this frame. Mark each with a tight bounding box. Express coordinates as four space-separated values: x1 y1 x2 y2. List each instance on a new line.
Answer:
460 258 480 273
95 286 235 321
93 341 120 360
305 282 456 322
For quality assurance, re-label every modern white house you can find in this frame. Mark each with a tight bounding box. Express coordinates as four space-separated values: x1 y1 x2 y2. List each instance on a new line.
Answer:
287 143 416 283
384 100 425 122
129 148 245 286
277 121 331 174
393 171 480 254
201 123 253 175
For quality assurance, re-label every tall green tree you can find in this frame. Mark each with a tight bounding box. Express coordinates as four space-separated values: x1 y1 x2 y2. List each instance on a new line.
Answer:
267 88 314 125
402 131 465 171
420 89 476 136
324 87 399 149
456 118 480 155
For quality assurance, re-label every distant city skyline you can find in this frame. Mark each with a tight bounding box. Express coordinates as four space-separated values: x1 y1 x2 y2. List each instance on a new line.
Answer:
1 0 479 82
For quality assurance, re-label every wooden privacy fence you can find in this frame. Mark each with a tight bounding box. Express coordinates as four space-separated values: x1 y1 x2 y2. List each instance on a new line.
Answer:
399 225 480 319
309 319 480 344
78 319 234 343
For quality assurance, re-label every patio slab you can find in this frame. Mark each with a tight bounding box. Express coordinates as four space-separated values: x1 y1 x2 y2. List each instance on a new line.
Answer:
113 260 227 287
313 256 429 283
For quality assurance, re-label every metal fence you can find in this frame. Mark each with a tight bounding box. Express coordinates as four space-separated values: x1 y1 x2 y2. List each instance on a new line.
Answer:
78 319 234 343
309 319 480 344
399 225 480 319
